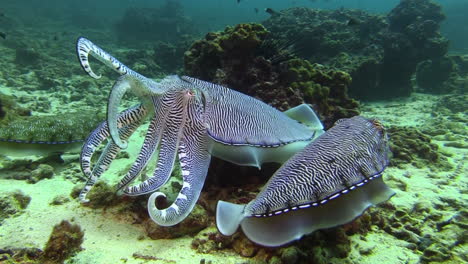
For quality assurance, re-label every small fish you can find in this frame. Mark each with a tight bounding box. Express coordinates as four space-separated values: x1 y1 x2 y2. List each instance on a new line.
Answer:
265 8 279 16
254 8 259 14
0 32 6 39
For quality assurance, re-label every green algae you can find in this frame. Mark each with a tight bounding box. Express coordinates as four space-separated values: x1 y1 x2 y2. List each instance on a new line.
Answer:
0 190 31 223
284 58 360 128
388 126 453 170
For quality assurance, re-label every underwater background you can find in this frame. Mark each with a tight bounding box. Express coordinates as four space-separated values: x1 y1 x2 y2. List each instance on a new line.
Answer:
0 0 466 263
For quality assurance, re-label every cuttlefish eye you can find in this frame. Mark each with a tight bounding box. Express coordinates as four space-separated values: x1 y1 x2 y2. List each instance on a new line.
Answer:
186 89 196 97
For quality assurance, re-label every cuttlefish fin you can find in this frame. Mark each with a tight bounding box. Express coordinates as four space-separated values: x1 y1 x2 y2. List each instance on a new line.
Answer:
147 125 212 226
216 201 246 236
283 104 324 131
216 177 395 247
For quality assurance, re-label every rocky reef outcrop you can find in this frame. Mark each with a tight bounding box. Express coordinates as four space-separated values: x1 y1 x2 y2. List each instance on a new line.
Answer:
262 0 449 100
184 23 359 128
416 54 468 94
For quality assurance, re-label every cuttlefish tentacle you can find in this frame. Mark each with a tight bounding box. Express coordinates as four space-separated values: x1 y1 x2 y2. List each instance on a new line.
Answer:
148 97 211 226
79 105 147 202
77 37 168 149
124 89 194 196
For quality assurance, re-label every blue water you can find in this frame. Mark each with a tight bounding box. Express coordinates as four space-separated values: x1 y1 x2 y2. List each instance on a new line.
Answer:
1 0 467 51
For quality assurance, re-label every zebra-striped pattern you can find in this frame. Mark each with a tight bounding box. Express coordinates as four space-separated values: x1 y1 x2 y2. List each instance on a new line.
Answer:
147 90 212 226
115 116 160 191
244 116 390 217
79 105 148 202
76 37 142 79
123 89 193 195
181 76 314 147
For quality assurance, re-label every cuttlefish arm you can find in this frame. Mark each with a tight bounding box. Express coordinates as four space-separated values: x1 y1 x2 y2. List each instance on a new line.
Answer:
79 104 148 202
77 37 141 79
123 91 189 195
77 37 167 149
147 110 212 226
115 115 161 191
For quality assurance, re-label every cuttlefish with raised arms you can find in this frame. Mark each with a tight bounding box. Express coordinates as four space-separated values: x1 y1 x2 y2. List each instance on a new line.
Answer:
76 37 324 226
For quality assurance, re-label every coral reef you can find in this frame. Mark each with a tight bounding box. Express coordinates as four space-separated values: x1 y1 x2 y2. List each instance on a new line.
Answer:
416 56 455 94
388 126 452 170
0 248 42 264
434 94 468 115
15 47 41 67
184 23 359 128
41 220 84 264
262 0 449 100
417 54 468 94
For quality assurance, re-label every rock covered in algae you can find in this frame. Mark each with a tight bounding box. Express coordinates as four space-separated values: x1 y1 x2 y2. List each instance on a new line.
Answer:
0 220 83 263
41 220 84 264
262 0 449 100
388 126 452 170
191 226 234 254
282 58 359 128
29 164 54 183
184 23 359 128
416 56 456 94
0 190 31 223
367 201 468 264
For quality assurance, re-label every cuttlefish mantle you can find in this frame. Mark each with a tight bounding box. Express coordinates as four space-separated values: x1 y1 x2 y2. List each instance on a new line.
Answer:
216 116 395 247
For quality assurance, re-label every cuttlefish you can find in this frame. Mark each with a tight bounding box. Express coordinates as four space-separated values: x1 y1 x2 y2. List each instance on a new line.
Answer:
217 116 395 246
76 37 324 226
0 111 104 157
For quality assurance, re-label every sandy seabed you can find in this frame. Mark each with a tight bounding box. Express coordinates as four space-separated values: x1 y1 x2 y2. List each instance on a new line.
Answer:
0 81 466 264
